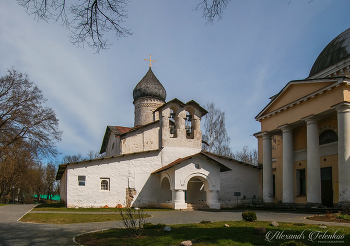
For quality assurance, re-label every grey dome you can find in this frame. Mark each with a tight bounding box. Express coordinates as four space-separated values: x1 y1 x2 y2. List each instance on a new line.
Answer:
133 68 166 102
309 27 350 77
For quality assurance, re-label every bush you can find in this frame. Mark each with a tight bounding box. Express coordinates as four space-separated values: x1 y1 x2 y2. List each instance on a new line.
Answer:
200 220 211 224
143 223 166 229
280 240 307 246
242 211 257 221
120 208 148 237
337 214 350 220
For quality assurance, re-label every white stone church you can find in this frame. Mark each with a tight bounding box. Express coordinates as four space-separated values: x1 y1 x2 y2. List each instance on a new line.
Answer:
56 67 260 209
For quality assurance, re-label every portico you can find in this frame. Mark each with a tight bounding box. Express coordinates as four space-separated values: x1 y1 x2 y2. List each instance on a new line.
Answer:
255 77 350 207
254 27 350 208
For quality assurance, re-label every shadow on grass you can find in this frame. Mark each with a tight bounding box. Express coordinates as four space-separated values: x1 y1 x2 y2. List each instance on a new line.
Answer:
33 203 174 212
35 202 66 208
75 221 350 246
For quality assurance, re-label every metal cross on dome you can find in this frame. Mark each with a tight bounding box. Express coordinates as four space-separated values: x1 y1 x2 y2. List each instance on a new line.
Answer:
144 54 156 67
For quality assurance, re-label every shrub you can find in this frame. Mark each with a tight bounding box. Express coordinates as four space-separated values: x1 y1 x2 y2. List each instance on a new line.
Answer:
293 223 306 226
280 240 307 246
119 208 148 237
337 214 350 220
200 220 211 224
143 223 166 229
242 211 257 221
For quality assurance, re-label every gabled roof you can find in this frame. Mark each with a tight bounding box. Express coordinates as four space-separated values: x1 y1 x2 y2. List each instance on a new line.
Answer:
151 151 231 174
255 77 349 121
99 120 159 154
202 151 261 169
56 148 162 180
99 126 132 154
155 98 208 116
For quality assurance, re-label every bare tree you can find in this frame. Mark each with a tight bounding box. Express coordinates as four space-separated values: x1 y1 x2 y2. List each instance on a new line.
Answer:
87 150 105 160
232 145 258 166
29 163 45 203
0 69 61 203
17 0 231 52
0 69 62 158
0 140 36 202
43 163 57 200
62 153 85 163
202 102 233 157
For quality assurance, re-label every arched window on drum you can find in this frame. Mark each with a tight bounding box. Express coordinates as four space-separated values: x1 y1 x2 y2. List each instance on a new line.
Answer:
319 130 338 145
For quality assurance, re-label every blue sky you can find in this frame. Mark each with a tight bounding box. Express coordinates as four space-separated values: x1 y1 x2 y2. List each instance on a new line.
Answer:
1 0 350 160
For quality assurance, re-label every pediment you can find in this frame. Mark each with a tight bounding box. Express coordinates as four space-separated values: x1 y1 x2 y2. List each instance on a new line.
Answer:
260 80 335 117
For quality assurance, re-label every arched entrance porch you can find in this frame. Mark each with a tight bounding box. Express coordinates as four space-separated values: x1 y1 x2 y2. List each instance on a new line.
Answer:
186 177 206 204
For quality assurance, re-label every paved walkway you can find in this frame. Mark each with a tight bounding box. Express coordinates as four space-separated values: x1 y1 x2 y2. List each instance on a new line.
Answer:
0 205 350 246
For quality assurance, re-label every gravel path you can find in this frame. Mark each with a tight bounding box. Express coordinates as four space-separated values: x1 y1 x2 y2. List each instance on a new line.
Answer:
0 205 350 246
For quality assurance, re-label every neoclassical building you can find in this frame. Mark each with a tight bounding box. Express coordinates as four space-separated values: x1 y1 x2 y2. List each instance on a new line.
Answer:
56 66 260 209
255 27 350 208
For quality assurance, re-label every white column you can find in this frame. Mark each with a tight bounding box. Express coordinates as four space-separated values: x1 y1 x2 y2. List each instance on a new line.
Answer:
279 125 294 203
172 189 185 203
172 189 187 209
334 103 350 206
263 132 273 203
206 190 220 209
304 116 321 205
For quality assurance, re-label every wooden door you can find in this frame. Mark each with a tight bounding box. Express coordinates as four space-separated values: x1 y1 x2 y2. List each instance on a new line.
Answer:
321 167 333 207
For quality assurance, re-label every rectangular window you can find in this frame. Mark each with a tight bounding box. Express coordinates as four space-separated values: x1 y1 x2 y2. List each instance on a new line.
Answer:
100 178 110 191
78 176 86 186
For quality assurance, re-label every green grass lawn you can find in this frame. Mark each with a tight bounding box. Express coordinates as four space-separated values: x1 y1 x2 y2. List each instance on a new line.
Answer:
20 213 151 224
33 203 174 212
0 204 7 206
76 221 350 246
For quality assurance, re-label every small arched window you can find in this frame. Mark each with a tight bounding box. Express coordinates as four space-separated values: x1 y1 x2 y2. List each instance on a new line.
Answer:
169 108 176 137
101 179 109 190
319 130 338 145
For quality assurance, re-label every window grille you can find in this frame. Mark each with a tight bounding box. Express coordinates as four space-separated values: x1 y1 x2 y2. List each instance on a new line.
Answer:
319 130 338 145
101 179 110 191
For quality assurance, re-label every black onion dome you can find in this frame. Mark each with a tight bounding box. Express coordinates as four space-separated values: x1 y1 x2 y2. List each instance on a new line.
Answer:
309 27 350 77
133 68 166 102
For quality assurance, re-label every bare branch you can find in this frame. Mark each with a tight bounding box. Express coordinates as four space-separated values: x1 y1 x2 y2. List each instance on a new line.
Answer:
196 0 231 23
17 0 131 52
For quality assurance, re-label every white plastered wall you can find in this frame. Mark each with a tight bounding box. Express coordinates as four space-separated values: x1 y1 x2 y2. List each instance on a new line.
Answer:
206 154 261 207
120 124 160 154
161 147 201 165
106 133 120 157
174 155 220 191
65 151 162 208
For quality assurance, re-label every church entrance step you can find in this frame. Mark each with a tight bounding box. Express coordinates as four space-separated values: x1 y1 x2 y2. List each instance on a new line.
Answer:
183 203 210 211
